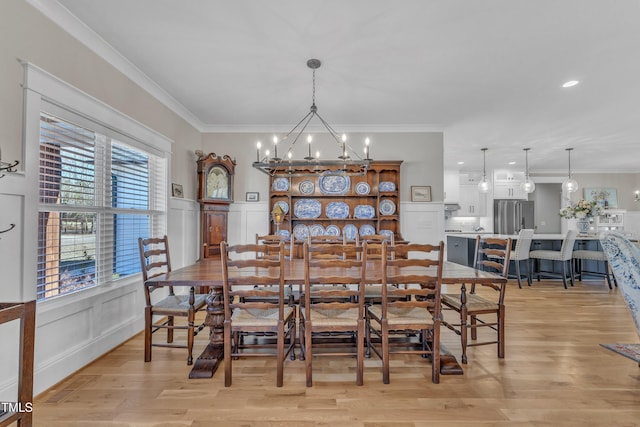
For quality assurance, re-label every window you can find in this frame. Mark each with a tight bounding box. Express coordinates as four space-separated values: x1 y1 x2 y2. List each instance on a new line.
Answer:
37 111 167 300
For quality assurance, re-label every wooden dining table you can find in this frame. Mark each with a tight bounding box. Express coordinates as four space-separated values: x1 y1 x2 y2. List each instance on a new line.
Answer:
145 258 507 379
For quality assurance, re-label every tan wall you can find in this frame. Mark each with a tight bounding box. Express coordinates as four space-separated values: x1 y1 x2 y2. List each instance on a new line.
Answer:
0 0 201 197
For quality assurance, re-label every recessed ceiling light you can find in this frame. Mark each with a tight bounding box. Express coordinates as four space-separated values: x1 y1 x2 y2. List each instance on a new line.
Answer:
457 161 464 165
562 80 579 88
508 161 516 165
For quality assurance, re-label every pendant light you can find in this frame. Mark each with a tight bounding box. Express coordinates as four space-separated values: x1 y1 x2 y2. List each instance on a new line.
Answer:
561 148 579 194
521 148 536 193
477 148 491 193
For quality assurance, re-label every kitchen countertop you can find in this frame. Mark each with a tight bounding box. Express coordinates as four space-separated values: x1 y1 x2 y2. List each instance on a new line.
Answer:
446 233 599 240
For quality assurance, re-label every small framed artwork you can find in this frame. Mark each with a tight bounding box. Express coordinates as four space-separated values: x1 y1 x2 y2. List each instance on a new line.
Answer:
246 192 259 202
411 186 432 202
584 187 617 208
171 183 184 198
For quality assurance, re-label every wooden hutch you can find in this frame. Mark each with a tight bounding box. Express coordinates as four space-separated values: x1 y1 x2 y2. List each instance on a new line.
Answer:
267 160 404 245
197 153 236 259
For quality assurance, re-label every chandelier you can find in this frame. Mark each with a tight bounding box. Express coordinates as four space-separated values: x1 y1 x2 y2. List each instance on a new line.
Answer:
252 59 372 177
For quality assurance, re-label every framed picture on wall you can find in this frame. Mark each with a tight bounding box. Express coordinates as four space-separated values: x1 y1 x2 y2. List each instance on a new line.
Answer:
411 186 432 202
246 192 259 202
584 187 617 208
171 183 184 198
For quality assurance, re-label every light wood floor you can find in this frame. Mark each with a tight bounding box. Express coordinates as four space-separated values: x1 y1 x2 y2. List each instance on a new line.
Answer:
34 279 640 426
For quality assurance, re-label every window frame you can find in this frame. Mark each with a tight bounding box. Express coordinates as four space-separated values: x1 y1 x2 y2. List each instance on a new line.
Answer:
22 62 172 304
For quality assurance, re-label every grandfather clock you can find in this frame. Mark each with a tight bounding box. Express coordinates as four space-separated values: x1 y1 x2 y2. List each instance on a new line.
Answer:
197 153 236 259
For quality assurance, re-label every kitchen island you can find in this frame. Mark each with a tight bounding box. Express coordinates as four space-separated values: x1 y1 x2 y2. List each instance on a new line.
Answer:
446 233 609 280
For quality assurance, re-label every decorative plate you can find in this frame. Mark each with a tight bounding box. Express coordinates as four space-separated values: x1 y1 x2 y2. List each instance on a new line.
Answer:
325 225 341 236
326 201 350 219
355 182 370 195
359 224 376 236
294 199 322 219
343 224 358 240
379 181 396 192
299 180 315 195
293 224 309 241
272 177 290 192
318 172 350 195
309 224 325 237
379 229 394 240
275 200 289 215
379 199 396 216
277 229 291 239
354 205 375 219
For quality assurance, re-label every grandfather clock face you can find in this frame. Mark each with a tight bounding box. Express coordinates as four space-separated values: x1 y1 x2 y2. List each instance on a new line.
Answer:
205 165 230 200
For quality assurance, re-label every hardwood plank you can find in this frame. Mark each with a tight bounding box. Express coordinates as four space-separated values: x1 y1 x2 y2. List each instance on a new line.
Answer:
34 279 640 426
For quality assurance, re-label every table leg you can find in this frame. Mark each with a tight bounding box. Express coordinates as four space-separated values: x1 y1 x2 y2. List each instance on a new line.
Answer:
189 289 225 379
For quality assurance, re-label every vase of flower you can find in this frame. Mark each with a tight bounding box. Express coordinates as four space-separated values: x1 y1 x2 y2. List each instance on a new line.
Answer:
559 199 602 235
576 219 590 235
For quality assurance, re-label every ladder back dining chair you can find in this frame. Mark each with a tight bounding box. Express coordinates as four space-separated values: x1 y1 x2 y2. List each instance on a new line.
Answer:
220 241 296 387
138 236 207 365
442 235 512 364
366 241 445 384
300 241 367 386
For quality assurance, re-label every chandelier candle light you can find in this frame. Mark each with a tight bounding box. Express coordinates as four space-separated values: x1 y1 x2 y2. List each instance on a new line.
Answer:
253 59 372 176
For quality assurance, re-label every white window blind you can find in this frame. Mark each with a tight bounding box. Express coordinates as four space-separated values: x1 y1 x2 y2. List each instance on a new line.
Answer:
37 111 167 301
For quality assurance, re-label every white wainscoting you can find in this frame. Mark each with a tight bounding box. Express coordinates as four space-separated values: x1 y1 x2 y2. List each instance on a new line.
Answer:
400 202 445 245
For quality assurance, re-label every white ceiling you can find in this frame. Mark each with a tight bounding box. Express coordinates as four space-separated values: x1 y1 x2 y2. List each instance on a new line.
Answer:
46 0 640 174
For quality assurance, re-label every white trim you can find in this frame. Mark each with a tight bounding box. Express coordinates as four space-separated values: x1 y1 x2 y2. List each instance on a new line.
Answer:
201 123 446 133
23 62 173 153
24 0 206 132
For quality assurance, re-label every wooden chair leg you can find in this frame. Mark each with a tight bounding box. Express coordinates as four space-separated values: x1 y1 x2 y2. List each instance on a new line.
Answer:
144 306 152 362
356 319 364 386
277 321 285 387
167 316 174 343
224 321 232 387
187 310 195 365
432 324 440 384
525 258 532 286
304 321 313 387
498 306 505 358
460 306 468 364
561 261 568 289
515 260 523 289
470 315 478 340
382 320 390 384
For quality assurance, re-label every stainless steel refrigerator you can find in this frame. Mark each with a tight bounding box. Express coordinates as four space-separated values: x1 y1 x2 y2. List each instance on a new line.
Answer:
494 199 534 235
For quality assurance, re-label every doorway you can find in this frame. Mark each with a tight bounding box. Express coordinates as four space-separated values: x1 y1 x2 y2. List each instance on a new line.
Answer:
531 183 562 233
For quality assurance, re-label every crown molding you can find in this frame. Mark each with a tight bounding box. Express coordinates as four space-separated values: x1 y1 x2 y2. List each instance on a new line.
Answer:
200 123 445 133
25 0 206 132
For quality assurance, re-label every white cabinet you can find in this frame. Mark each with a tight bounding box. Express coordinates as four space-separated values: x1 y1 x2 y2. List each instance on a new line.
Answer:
457 173 487 216
493 170 527 199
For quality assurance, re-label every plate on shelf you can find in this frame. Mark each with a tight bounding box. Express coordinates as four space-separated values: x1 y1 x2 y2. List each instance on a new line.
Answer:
275 200 289 215
318 172 350 195
272 177 289 192
293 224 309 241
355 182 370 195
379 181 396 192
379 229 394 240
294 199 321 219
325 225 341 236
359 224 376 236
343 224 358 240
277 229 291 239
309 224 325 237
354 205 375 219
326 201 350 219
379 199 396 216
299 180 315 195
